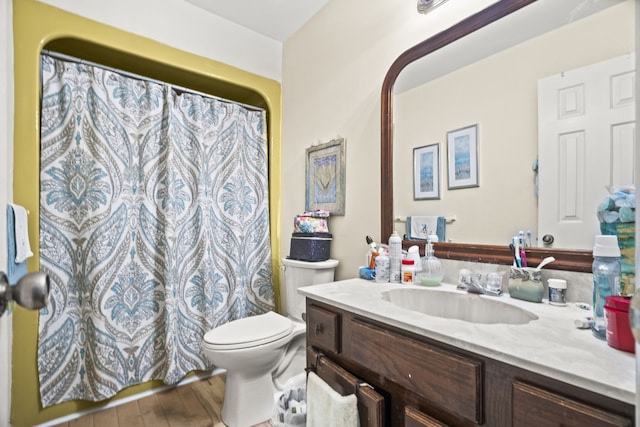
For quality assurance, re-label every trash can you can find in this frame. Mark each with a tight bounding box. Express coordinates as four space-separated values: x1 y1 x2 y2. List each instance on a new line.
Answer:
273 373 307 426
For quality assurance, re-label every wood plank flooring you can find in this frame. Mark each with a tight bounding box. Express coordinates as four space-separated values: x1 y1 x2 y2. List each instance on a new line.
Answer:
52 374 273 427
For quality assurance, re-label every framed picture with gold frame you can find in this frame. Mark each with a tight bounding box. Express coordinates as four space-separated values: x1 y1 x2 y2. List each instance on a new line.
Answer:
305 138 346 215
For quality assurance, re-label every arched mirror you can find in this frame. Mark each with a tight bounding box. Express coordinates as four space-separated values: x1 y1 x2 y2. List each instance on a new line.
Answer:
381 0 636 272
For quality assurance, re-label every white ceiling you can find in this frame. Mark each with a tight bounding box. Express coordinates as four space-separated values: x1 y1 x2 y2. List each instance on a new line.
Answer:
184 0 329 42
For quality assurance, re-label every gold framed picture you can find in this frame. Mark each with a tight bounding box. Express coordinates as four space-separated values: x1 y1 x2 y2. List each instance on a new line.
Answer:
305 138 346 216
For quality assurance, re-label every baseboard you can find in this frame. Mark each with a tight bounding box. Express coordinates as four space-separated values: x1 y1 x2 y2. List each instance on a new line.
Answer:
33 368 226 427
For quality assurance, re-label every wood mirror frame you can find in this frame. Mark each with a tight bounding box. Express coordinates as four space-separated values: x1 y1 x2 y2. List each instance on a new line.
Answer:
380 0 592 273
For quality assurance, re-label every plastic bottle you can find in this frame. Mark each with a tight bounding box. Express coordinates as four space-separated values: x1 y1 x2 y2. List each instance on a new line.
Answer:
401 259 415 284
375 254 390 283
592 235 621 340
407 245 421 272
389 231 402 283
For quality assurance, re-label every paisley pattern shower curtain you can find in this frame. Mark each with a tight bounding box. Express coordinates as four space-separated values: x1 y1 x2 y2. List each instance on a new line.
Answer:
37 54 274 407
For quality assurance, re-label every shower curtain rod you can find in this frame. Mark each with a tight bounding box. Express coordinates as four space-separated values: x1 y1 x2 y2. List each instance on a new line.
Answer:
41 49 265 112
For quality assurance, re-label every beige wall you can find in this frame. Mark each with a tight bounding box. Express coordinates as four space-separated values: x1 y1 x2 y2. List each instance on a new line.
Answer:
394 1 634 246
282 0 498 280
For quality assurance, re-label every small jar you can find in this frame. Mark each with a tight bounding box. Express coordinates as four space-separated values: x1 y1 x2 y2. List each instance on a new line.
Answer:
548 278 567 306
401 259 415 284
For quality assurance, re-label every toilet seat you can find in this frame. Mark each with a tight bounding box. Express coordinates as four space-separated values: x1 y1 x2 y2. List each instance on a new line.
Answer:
203 311 293 350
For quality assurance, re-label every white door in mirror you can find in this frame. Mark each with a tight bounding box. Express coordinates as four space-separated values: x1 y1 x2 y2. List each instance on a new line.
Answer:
538 54 635 248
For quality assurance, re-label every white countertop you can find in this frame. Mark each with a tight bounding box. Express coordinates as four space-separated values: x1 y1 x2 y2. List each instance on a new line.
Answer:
299 278 636 405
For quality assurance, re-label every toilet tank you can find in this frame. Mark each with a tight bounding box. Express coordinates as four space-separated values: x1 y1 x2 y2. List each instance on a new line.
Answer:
281 258 339 321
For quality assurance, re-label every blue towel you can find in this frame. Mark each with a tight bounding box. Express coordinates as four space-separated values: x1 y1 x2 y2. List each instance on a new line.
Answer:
406 216 446 242
7 204 28 284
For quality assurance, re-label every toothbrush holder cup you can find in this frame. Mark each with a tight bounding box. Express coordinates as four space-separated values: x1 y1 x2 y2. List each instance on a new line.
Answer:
508 267 543 303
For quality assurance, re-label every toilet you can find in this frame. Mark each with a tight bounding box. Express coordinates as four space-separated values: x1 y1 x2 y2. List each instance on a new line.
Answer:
202 257 339 427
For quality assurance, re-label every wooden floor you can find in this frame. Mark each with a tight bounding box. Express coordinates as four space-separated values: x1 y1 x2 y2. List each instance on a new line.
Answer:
51 374 273 427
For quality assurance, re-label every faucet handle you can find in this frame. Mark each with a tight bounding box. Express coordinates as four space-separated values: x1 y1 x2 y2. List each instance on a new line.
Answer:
457 268 472 290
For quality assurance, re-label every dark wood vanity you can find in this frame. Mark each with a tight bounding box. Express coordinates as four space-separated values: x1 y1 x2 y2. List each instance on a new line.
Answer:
315 0 637 423
306 298 634 426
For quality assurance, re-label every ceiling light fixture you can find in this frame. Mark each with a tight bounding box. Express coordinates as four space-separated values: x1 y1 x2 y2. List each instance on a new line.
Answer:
417 0 449 14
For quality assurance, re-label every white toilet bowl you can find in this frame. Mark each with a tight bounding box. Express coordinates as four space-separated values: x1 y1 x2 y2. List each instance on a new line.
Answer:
202 311 305 427
202 258 338 427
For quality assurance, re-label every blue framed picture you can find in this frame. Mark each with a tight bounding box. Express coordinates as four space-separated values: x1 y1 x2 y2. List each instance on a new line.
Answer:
447 124 479 190
413 143 440 200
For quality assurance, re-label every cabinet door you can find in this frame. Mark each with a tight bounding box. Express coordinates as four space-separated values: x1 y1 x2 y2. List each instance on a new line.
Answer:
307 304 340 353
512 381 632 427
308 348 385 427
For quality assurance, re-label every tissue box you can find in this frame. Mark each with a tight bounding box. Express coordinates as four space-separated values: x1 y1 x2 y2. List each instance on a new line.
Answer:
289 232 332 261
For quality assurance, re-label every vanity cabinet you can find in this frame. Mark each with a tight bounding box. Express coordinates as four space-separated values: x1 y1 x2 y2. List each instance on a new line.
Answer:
306 299 634 427
511 381 632 427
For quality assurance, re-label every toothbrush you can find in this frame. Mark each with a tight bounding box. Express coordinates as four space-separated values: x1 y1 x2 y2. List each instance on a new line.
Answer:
515 237 522 267
513 236 522 267
509 243 517 266
535 256 556 271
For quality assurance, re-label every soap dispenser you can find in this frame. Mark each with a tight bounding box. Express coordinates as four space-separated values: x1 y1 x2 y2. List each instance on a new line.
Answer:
417 240 444 286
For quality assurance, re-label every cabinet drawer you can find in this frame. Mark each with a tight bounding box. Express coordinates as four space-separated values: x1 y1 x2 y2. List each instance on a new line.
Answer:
405 406 450 427
344 318 482 424
512 381 632 427
307 304 340 353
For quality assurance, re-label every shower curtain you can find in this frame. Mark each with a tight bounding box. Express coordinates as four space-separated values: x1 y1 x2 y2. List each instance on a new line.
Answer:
37 54 275 407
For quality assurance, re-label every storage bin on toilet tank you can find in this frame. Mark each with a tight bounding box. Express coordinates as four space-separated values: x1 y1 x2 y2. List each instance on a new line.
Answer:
289 232 332 261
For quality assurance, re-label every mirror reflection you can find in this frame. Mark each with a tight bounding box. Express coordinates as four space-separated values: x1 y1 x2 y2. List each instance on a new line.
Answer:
392 0 635 250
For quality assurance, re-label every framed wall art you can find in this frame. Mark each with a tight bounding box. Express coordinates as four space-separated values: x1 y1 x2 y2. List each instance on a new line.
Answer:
447 124 479 189
413 143 440 200
305 137 346 215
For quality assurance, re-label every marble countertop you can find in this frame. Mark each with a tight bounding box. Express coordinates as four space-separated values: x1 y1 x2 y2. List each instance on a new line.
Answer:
298 278 636 405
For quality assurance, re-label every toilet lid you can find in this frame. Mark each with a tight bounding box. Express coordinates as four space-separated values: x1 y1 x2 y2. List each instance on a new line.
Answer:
203 311 293 350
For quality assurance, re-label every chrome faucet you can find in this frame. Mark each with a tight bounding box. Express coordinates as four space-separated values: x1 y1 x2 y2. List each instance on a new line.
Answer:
458 273 502 297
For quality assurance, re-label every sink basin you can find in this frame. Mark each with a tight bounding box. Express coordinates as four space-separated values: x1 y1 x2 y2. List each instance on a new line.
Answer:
381 288 538 325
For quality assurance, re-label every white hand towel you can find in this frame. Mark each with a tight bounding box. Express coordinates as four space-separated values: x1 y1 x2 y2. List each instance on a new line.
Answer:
407 215 445 241
307 372 359 427
10 204 33 263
